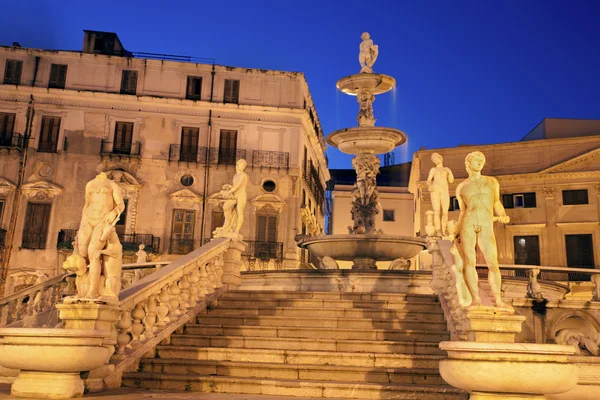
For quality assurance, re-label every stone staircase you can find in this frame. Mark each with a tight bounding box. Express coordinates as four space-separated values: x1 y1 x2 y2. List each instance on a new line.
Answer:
123 290 467 399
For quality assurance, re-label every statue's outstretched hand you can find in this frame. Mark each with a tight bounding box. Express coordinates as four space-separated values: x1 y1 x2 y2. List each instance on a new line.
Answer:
494 215 510 224
104 210 118 224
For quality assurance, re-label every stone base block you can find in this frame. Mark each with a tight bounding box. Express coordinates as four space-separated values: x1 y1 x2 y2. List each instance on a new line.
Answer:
461 306 526 343
11 371 84 399
470 392 543 399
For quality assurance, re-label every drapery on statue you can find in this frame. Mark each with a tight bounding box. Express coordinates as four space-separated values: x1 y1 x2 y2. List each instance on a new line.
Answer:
348 153 381 234
453 151 510 308
359 32 379 73
427 152 455 236
62 172 125 305
213 159 248 239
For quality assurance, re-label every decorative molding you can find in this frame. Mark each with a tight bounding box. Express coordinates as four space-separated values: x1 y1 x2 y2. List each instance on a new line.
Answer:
168 188 203 203
542 187 556 199
251 193 285 214
421 192 431 204
539 147 600 174
105 169 143 233
505 223 547 230
21 180 63 200
556 221 599 229
300 206 321 236
33 162 55 180
0 177 16 196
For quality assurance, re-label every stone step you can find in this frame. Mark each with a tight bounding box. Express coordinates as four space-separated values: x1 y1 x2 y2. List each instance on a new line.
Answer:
156 346 445 369
184 324 450 342
138 359 446 385
217 298 442 312
169 334 444 355
226 290 438 303
122 373 467 399
196 314 448 331
205 306 445 321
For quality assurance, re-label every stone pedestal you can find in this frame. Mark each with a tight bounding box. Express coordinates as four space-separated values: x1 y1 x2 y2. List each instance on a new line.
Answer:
459 306 526 343
440 341 578 399
220 239 246 289
352 257 377 270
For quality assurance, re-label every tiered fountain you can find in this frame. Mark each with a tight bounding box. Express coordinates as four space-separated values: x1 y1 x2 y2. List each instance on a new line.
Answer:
297 32 426 269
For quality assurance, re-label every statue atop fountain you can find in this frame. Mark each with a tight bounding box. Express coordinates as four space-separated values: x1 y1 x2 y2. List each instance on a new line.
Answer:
359 32 379 74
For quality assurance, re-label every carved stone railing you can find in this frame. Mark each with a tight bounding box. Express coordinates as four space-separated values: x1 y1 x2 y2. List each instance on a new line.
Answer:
103 237 245 388
0 262 169 328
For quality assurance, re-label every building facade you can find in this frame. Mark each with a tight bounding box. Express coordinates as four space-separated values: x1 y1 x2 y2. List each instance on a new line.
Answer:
0 31 329 287
410 120 600 274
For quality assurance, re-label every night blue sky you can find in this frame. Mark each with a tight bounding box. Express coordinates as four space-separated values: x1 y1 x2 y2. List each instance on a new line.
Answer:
2 0 600 169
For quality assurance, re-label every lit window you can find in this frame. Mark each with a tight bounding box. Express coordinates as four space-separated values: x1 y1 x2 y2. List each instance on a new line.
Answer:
383 209 395 221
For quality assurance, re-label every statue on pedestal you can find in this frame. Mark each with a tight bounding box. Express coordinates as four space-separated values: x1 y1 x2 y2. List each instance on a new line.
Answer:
427 152 454 236
359 32 379 73
213 159 248 239
63 172 125 305
135 244 148 263
454 151 510 308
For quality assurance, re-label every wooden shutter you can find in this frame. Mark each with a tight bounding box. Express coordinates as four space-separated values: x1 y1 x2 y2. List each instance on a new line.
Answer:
22 203 51 249
524 192 536 208
218 130 238 164
186 77 202 99
0 113 15 138
256 215 277 242
4 60 22 84
502 194 514 209
181 127 199 148
49 64 67 89
212 211 224 233
39 116 60 152
121 70 137 94
114 122 133 145
224 79 239 103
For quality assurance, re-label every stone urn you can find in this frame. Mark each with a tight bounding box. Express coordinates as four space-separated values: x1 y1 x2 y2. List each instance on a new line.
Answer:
439 341 578 399
0 328 111 399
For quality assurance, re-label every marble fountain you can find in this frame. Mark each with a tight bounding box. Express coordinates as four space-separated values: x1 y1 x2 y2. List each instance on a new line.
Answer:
297 32 426 269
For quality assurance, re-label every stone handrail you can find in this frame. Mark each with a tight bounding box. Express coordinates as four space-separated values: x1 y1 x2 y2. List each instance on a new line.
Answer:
0 262 169 327
101 237 245 389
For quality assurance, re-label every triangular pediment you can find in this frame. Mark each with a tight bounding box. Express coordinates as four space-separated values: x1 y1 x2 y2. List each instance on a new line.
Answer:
22 179 63 200
169 188 203 203
0 177 16 196
540 147 600 174
251 194 285 214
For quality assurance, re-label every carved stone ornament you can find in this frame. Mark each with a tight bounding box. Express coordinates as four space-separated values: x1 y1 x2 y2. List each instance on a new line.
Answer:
349 153 381 234
542 187 556 199
33 162 55 180
21 180 63 200
0 177 16 196
290 176 298 196
251 193 285 215
168 188 203 203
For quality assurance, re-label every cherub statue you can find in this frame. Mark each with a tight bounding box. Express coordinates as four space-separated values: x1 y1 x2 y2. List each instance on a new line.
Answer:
359 32 379 73
135 243 148 263
62 172 125 305
213 159 248 239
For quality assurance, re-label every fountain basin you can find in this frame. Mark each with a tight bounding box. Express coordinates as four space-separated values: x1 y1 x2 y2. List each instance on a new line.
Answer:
327 126 407 155
297 234 426 269
0 328 110 398
337 73 396 95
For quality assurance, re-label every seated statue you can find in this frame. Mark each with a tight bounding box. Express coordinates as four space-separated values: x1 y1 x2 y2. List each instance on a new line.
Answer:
63 172 125 305
213 159 248 239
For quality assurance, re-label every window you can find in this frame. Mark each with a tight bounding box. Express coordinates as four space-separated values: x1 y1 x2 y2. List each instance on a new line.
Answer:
38 116 61 153
48 64 67 89
262 180 276 193
170 209 195 254
113 122 134 154
114 199 128 235
449 196 460 211
22 203 51 249
0 200 4 224
563 189 588 205
513 235 540 266
218 129 238 165
383 209 395 221
4 60 22 85
180 175 194 187
211 211 224 234
120 70 138 95
186 76 202 100
502 192 536 209
565 234 595 280
223 79 239 104
256 215 277 242
0 112 15 146
180 127 199 162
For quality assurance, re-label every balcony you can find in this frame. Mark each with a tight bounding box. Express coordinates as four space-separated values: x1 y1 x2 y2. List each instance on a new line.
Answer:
212 148 247 165
168 145 247 166
100 140 141 158
252 150 289 170
0 133 25 151
169 238 196 255
58 229 160 253
303 167 325 214
243 241 283 261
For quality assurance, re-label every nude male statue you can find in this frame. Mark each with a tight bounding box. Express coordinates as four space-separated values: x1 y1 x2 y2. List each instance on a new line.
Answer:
359 32 379 73
455 151 510 308
75 172 125 301
215 159 248 238
427 153 454 236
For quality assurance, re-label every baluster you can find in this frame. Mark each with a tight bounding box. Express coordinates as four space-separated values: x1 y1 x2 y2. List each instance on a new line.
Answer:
130 302 146 348
115 309 133 355
169 282 181 316
188 268 200 307
591 274 600 301
207 262 216 294
0 304 9 326
198 263 209 298
214 256 224 289
144 294 157 339
44 286 57 312
156 286 171 326
179 274 191 309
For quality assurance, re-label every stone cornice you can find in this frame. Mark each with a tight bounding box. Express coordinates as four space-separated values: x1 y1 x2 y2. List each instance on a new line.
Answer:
539 147 600 174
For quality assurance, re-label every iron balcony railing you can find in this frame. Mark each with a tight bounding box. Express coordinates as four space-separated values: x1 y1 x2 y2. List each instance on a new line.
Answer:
168 145 246 166
169 238 197 255
100 140 142 157
243 241 284 261
303 168 325 213
252 150 290 169
0 132 25 150
38 141 58 153
476 265 596 282
58 229 160 253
